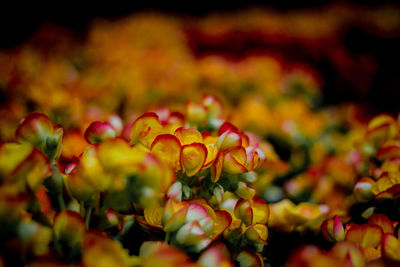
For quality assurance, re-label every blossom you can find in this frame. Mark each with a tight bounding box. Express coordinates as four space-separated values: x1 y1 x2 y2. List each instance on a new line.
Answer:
160 199 231 253
15 113 64 161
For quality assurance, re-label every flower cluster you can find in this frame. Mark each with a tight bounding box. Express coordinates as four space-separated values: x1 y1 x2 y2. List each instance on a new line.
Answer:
0 95 274 266
0 7 400 266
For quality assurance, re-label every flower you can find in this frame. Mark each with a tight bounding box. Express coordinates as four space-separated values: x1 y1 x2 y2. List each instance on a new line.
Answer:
16 113 64 161
161 199 231 253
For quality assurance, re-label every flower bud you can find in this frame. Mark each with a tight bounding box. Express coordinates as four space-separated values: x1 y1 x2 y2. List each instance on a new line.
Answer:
354 178 374 203
186 102 207 126
84 121 116 144
321 215 345 243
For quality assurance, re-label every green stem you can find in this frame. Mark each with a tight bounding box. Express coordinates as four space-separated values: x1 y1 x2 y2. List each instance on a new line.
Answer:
236 220 245 248
57 193 65 210
80 201 85 218
165 232 171 243
238 220 244 230
85 206 93 229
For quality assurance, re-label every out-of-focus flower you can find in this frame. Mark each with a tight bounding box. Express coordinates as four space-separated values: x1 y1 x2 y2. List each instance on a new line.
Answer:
353 178 374 203
198 242 233 267
345 224 383 261
381 234 400 264
84 121 117 144
287 242 365 267
0 142 50 192
235 250 264 267
269 199 328 232
82 232 134 267
53 210 86 248
321 215 345 243
160 199 231 253
137 241 197 267
16 113 64 161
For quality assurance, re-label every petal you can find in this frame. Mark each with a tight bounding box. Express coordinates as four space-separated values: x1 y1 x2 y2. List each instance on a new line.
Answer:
329 242 365 267
245 223 268 244
382 234 400 262
98 139 146 172
186 203 209 223
251 196 270 225
234 199 253 226
210 210 232 240
164 204 189 233
368 214 394 234
167 181 182 201
218 122 239 136
151 134 182 170
204 144 218 168
223 146 248 174
11 148 51 192
211 151 224 183
174 127 203 145
376 142 400 161
180 143 207 176
345 224 383 248
176 221 206 246
144 206 164 228
130 112 163 148
61 130 88 160
216 130 242 151
198 242 233 267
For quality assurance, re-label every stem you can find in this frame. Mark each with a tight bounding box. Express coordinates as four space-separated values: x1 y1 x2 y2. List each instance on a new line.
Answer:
236 220 245 248
164 232 170 243
57 193 65 210
85 206 93 229
80 201 85 218
238 220 244 230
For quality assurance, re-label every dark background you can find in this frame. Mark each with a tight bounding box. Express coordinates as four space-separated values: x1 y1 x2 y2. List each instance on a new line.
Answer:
1 1 399 115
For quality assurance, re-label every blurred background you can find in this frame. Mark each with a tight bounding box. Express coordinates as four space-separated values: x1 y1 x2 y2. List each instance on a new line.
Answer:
1 1 399 115
0 1 399 134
